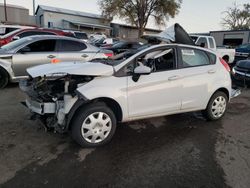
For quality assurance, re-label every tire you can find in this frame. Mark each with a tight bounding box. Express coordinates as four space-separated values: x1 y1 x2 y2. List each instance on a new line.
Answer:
70 102 117 147
202 91 228 121
0 67 9 89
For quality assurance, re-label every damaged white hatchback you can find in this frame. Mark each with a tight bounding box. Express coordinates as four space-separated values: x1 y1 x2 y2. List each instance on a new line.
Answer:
20 43 232 147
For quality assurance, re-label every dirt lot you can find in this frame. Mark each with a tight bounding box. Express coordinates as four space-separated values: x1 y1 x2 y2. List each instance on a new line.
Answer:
0 84 250 188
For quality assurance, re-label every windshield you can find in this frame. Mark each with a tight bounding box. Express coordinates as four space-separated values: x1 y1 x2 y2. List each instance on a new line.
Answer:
112 41 126 48
1 37 31 51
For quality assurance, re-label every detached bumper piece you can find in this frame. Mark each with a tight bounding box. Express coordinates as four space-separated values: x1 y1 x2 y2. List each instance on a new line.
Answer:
26 97 56 115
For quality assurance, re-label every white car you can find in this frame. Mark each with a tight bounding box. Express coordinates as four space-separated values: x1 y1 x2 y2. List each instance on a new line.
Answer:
20 43 232 147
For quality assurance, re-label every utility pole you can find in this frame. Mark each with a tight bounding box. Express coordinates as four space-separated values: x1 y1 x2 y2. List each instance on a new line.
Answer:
4 0 8 22
33 0 36 15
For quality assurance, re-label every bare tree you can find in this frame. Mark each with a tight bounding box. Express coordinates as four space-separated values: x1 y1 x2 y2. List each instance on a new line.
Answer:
99 0 182 37
222 3 250 30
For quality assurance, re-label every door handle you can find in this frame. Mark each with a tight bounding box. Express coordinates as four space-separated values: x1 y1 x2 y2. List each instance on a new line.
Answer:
168 75 180 81
208 69 216 74
81 54 89 58
47 55 56 59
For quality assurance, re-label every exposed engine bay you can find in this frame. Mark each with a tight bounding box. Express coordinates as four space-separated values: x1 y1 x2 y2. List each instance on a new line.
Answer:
20 74 93 102
20 74 94 132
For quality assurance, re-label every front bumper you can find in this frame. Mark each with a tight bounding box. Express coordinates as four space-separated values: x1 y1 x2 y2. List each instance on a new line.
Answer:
26 97 56 115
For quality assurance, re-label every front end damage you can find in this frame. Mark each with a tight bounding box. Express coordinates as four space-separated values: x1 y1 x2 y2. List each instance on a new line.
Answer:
20 74 93 132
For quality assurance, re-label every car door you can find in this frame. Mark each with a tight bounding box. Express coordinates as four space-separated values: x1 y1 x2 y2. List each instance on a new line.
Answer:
126 47 182 119
12 39 57 77
177 47 217 110
56 39 94 62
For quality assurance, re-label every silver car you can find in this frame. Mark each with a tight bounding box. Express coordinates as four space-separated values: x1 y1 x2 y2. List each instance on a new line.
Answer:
0 35 113 88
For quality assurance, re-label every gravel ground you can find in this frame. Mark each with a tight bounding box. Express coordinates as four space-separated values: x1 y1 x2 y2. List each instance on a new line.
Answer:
0 84 249 188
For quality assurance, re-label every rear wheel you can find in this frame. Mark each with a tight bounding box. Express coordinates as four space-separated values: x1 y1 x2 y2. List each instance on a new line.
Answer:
0 67 9 89
202 91 228 121
71 102 117 147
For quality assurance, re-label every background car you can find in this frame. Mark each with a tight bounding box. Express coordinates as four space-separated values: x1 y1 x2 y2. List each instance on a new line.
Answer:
0 35 113 88
232 58 250 87
102 41 143 54
0 25 35 36
235 43 250 62
0 28 75 46
72 31 88 42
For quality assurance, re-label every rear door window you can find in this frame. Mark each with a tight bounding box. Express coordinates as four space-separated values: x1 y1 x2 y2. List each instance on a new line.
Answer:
180 48 211 68
57 40 87 52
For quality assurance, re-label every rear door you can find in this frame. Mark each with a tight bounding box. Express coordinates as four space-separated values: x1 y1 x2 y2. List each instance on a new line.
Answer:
177 47 217 110
12 39 57 76
56 39 94 62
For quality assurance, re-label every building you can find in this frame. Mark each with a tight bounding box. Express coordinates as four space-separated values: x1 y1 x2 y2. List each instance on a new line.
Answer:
111 23 162 39
210 30 250 47
0 3 35 25
35 5 112 34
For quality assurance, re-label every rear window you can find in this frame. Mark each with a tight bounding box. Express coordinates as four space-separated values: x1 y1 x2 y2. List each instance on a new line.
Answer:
57 40 87 51
75 32 88 39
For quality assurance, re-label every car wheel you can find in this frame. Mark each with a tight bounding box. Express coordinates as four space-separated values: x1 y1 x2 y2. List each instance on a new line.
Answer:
71 102 117 147
202 91 228 121
0 67 9 89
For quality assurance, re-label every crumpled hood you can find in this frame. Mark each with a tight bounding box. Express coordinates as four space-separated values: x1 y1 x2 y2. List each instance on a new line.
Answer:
27 62 114 78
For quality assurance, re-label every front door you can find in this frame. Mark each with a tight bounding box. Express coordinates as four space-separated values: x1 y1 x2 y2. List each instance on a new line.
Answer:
127 47 182 119
12 39 57 77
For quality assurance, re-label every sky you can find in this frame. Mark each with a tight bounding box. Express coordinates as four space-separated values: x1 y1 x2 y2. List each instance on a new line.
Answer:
2 0 250 33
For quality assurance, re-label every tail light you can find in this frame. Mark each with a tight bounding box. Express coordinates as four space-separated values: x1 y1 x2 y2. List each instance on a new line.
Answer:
104 53 113 58
219 57 230 72
0 39 8 46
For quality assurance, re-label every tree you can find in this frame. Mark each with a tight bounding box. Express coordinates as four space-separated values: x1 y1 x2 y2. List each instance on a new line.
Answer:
222 3 250 30
99 0 182 37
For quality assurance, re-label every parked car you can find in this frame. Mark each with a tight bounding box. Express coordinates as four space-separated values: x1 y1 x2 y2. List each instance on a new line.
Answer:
0 28 75 46
232 58 250 86
0 25 35 36
234 43 250 62
89 33 107 40
0 35 113 88
20 43 232 147
102 41 143 54
190 35 235 64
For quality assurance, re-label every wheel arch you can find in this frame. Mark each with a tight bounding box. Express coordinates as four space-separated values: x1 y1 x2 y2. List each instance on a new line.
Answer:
66 97 123 130
206 87 230 108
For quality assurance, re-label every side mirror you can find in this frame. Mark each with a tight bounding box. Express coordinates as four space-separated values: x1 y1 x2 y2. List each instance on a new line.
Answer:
134 64 151 75
13 36 20 41
19 46 31 54
132 64 151 82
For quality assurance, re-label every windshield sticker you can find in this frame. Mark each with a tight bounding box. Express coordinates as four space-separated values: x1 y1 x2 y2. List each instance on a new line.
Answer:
182 49 195 56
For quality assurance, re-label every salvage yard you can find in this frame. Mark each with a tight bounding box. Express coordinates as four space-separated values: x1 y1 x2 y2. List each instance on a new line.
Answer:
0 84 249 187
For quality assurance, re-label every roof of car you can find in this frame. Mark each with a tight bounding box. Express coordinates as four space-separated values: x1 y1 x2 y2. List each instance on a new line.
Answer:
24 35 80 41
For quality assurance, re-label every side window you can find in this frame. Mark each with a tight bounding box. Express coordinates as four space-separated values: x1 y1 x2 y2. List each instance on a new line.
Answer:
20 39 56 52
196 37 208 48
57 40 87 52
180 48 210 68
208 38 215 48
144 48 175 72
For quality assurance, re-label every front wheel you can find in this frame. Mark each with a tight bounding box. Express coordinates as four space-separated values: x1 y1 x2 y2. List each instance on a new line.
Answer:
71 103 117 147
202 91 228 121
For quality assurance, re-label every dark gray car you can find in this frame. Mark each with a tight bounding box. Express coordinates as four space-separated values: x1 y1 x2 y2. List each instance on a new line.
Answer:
0 35 113 88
